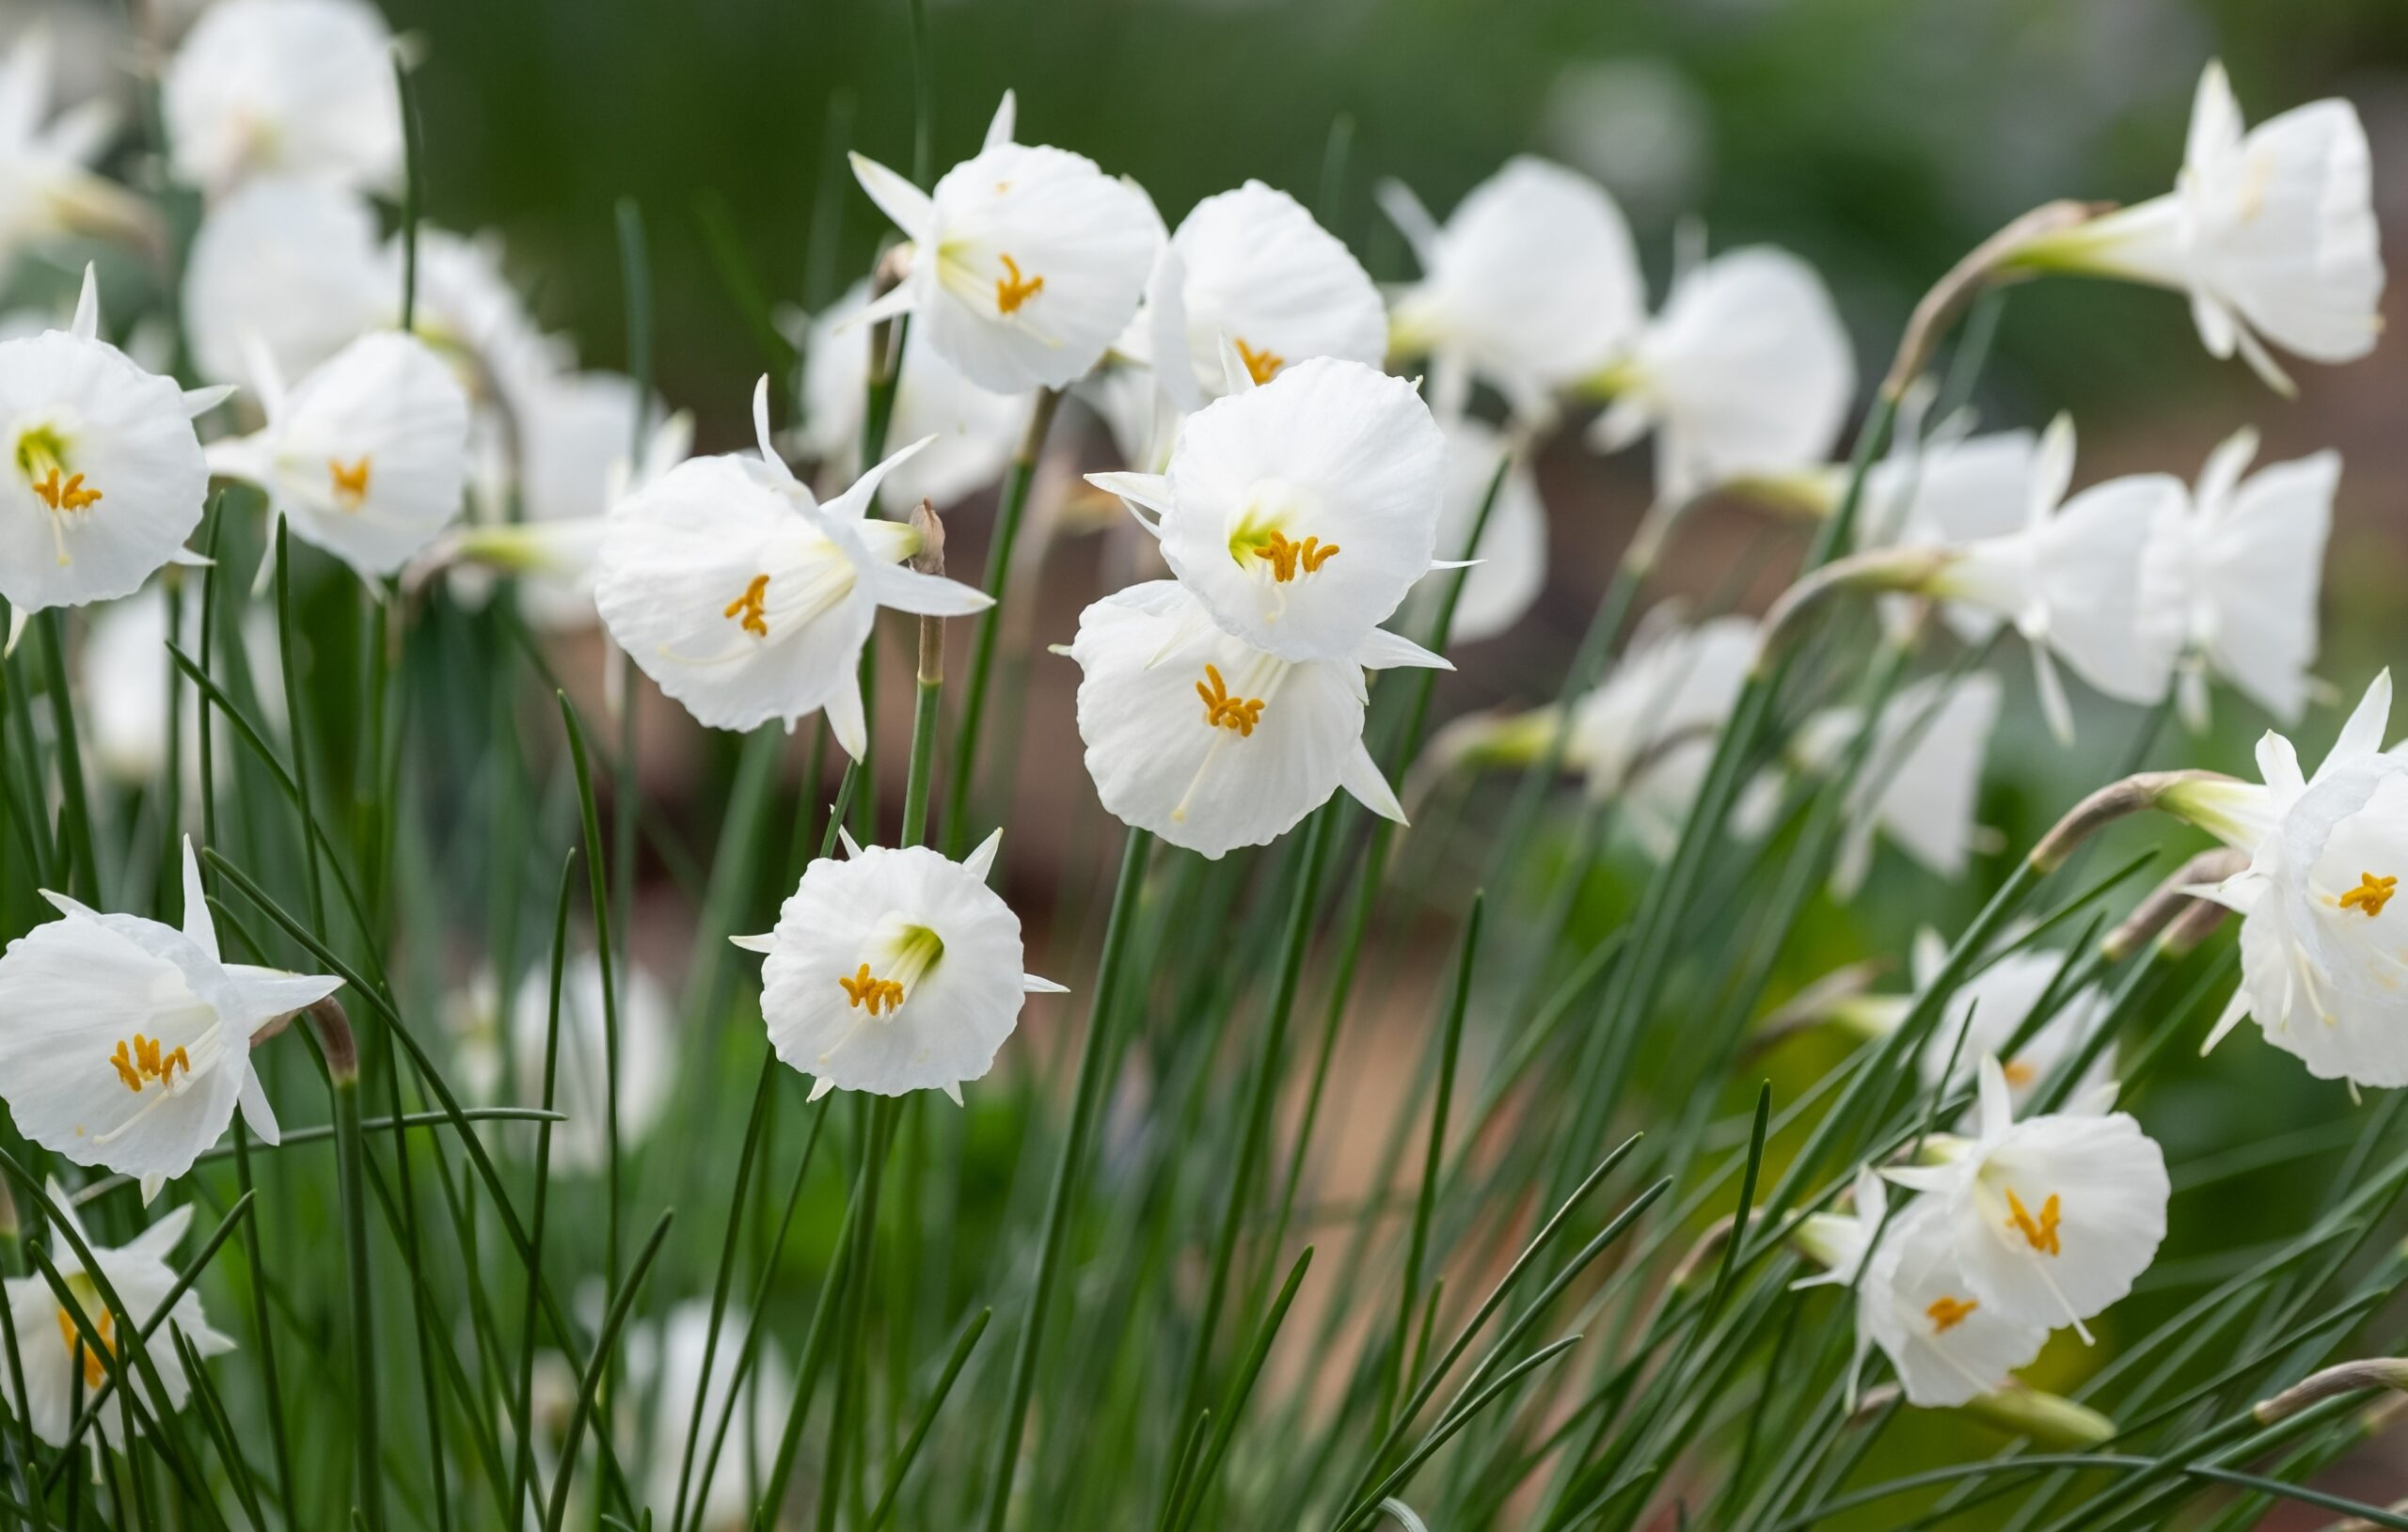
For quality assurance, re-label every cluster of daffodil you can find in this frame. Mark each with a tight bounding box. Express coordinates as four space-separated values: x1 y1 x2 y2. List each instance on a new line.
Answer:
1 3 2407 1526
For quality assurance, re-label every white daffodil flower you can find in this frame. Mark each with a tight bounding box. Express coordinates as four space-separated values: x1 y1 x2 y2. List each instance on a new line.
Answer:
734 829 1063 1103
1067 580 1444 860
1587 245 1856 506
626 1302 791 1532
1567 614 1757 858
1832 930 2115 1113
1887 1057 2169 1340
182 178 391 388
594 379 989 753
1922 415 2182 744
1147 180 1386 409
1785 673 2002 898
404 225 573 414
451 954 676 1175
0 27 149 270
205 330 469 580
162 0 403 197
1402 417 1546 645
2168 671 2408 1085
2 1189 236 1450
1793 1170 2049 1409
849 93 1159 393
81 576 279 797
0 839 339 1203
2020 61 2382 394
2137 427 2337 731
797 278 1025 511
1089 356 1447 664
1859 430 2039 550
1381 156 1644 421
0 268 218 615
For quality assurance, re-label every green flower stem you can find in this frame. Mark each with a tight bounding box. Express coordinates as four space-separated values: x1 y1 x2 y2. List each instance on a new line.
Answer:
980 827 1154 1532
556 691 625 1292
307 996 385 1532
942 387 1065 856
37 608 98 904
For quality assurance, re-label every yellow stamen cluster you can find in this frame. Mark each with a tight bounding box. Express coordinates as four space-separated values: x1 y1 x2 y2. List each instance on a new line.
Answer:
1234 338 1285 386
55 1306 113 1391
838 962 906 1017
31 466 102 512
108 1034 191 1094
1925 1294 1978 1334
1196 664 1265 736
329 456 372 510
1253 530 1339 583
724 574 771 638
2339 871 2398 918
995 253 1044 315
2004 1188 2062 1256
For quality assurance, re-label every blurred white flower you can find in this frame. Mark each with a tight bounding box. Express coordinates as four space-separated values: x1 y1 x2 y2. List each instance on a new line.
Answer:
1794 1169 2048 1409
1567 613 1756 857
735 830 1062 1102
1382 156 1645 421
80 576 279 798
206 330 468 580
163 0 401 197
1782 673 2002 897
404 225 570 414
1537 59 1713 223
2019 60 2383 393
1587 245 1856 506
796 278 1024 511
1831 930 2117 1113
0 268 216 614
1089 357 1447 664
1067 579 1442 860
0 839 338 1202
1920 416 2181 743
1858 430 2039 549
850 93 1158 393
1402 417 1546 645
452 953 675 1174
182 177 389 388
2174 671 2408 1086
594 380 986 752
1147 180 1386 409
625 1302 791 1532
2 1189 236 1450
1888 1058 2169 1340
0 26 149 269
2137 427 2337 730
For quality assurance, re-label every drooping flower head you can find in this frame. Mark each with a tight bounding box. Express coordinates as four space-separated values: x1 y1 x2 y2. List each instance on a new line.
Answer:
0 27 150 270
1381 156 1644 421
1793 1169 2050 1409
162 0 404 197
2172 671 2408 1086
206 330 469 579
1067 580 1443 859
798 277 1025 511
1785 673 2002 898
2016 61 2383 393
736 830 1063 1102
0 268 217 613
0 839 340 1201
1586 245 1856 506
1089 356 1447 663
1921 415 2182 743
1568 613 1757 857
849 93 1159 393
2 1190 236 1450
2137 427 2337 730
594 379 990 754
1147 180 1386 409
1887 1058 2170 1340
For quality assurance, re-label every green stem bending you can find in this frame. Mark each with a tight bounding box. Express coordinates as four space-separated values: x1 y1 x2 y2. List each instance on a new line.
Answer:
943 387 1065 856
309 996 382 1532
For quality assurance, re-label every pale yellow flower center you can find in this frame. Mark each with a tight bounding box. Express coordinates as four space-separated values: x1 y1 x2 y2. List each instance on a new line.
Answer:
55 1299 113 1391
2004 1188 2062 1256
1925 1294 1978 1334
18 427 103 565
2338 871 2398 918
995 253 1044 316
1196 664 1265 736
108 1033 191 1094
329 456 372 510
832 924 944 1024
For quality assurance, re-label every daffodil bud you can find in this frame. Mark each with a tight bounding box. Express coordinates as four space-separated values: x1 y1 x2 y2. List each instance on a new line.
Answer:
1963 1385 2116 1447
